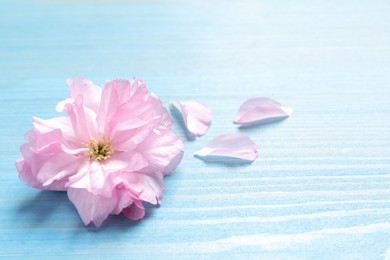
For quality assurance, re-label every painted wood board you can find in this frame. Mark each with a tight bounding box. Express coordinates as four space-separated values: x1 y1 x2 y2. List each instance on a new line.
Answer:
0 0 389 258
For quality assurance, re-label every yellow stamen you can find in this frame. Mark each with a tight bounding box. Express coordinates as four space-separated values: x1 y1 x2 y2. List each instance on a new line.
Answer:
85 136 113 161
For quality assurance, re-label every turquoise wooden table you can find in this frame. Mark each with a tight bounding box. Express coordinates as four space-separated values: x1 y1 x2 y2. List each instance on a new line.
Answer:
1 0 390 258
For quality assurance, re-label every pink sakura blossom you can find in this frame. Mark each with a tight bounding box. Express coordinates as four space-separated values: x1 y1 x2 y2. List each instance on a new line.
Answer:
16 76 184 227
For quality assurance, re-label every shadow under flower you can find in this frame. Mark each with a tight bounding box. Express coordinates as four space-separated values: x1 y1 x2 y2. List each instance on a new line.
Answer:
17 190 70 226
17 190 156 231
16 190 73 228
86 202 157 232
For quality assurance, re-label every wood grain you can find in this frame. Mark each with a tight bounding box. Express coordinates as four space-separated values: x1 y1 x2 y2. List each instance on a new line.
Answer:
1 0 389 258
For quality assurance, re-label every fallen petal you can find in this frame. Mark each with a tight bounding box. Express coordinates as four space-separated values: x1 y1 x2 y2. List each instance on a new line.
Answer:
194 134 258 163
170 100 212 138
234 97 292 126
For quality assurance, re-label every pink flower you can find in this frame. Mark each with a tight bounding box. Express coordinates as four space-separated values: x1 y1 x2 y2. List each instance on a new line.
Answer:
15 76 184 227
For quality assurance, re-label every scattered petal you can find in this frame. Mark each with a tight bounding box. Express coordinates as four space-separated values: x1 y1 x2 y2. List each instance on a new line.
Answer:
194 134 258 163
234 97 292 126
170 100 212 138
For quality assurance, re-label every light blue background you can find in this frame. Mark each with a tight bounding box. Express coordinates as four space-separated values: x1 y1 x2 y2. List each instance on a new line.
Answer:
1 0 389 258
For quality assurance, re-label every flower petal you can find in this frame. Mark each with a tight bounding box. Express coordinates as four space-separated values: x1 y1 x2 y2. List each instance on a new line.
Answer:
111 189 134 215
102 151 148 173
17 138 84 191
120 171 164 205
67 161 118 198
170 100 212 138
122 200 145 221
16 114 87 190
194 134 258 163
110 116 161 152
67 187 116 227
16 144 44 189
38 153 82 189
56 76 102 113
98 79 171 151
29 116 80 151
136 127 184 175
62 96 99 141
234 97 292 126
97 78 148 134
161 150 184 176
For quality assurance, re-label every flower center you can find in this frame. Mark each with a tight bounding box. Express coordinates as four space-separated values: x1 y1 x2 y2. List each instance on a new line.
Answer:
86 136 113 161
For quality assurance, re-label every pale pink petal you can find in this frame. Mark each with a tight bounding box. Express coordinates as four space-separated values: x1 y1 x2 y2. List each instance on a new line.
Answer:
122 200 145 221
38 153 82 189
16 144 44 189
97 78 148 133
194 134 258 163
86 161 106 194
102 151 147 173
62 96 98 141
64 161 90 190
98 80 170 151
56 76 102 113
170 100 212 138
17 144 51 190
139 173 164 204
30 116 80 151
162 150 184 176
111 188 134 215
66 152 147 198
234 97 293 126
136 127 184 175
110 117 161 152
17 140 84 191
67 161 117 198
120 171 164 205
67 188 116 227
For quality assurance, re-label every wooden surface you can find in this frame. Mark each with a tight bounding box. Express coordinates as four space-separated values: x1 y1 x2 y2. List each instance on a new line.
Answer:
1 0 390 258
